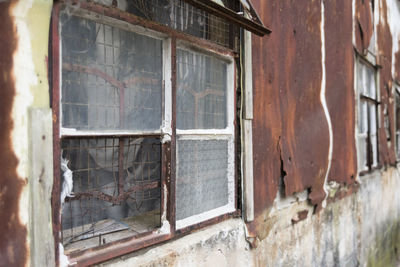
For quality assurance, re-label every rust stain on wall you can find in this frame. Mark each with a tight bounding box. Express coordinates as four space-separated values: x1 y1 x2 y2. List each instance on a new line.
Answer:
0 1 28 266
355 0 374 54
377 0 396 166
325 0 357 185
249 0 329 237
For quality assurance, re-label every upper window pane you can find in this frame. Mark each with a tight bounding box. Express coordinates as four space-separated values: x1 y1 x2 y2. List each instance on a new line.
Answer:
177 48 228 130
61 14 163 131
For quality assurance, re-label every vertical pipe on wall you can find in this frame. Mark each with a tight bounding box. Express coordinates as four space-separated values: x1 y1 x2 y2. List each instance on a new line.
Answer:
242 22 254 222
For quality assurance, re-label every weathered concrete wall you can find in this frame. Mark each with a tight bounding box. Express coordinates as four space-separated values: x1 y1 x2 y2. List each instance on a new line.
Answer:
98 168 400 267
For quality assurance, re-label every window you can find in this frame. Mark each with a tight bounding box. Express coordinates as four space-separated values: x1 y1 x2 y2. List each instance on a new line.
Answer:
52 0 240 263
175 46 235 229
395 85 400 159
356 57 379 173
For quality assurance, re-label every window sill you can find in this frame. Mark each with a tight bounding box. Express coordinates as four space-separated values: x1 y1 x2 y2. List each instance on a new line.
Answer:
358 165 383 177
66 211 239 266
90 217 247 266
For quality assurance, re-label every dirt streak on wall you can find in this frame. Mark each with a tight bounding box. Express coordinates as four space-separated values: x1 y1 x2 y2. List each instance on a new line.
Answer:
0 1 28 266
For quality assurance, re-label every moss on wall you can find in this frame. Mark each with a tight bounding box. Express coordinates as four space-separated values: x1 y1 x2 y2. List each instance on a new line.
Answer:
367 220 400 267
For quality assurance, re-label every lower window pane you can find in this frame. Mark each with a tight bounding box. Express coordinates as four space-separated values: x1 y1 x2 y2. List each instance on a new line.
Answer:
60 137 161 252
176 139 231 223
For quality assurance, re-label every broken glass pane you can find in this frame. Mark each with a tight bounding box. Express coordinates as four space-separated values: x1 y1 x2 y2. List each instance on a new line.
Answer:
176 139 229 221
61 14 163 131
177 49 228 130
60 137 161 250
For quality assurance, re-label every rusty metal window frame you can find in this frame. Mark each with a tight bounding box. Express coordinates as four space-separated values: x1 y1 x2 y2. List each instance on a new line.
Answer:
356 55 380 175
51 1 239 265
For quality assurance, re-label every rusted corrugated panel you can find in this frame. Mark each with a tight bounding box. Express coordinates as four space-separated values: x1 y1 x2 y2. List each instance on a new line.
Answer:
248 0 329 239
355 0 374 54
377 0 396 166
0 1 28 266
325 0 357 185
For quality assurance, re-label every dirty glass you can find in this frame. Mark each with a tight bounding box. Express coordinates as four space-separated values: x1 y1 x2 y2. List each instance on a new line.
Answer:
367 66 376 99
176 139 229 221
358 101 368 134
177 49 227 130
358 135 367 170
61 15 163 131
61 137 161 249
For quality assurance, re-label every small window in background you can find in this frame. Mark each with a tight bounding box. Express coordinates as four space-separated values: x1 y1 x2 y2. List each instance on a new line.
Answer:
356 58 379 172
395 86 400 159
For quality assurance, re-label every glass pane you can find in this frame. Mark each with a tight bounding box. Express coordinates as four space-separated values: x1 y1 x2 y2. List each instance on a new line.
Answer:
61 15 163 131
60 137 161 252
366 66 376 99
369 103 377 134
396 93 400 132
371 134 378 167
357 60 365 95
359 100 368 134
176 139 229 221
358 136 367 171
397 132 400 158
177 49 228 130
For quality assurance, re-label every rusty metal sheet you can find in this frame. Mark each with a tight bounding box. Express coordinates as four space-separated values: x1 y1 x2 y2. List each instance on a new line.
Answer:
0 2 28 266
248 0 329 239
355 0 374 54
377 0 396 166
325 0 357 185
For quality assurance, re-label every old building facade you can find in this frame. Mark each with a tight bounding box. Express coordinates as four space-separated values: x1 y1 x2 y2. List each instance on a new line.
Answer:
1 0 400 266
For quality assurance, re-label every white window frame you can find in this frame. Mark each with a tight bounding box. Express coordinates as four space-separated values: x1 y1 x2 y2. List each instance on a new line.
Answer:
175 42 236 229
